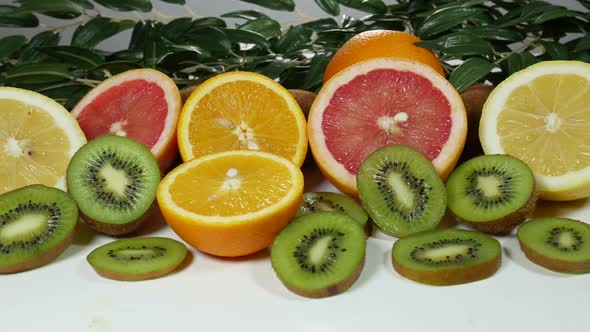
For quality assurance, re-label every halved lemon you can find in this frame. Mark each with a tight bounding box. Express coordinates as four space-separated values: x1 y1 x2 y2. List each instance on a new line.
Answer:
0 87 87 195
480 61 590 201
157 150 304 257
177 71 308 167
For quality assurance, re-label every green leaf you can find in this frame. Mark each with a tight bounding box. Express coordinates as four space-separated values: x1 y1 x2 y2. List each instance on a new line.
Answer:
239 0 295 11
449 57 496 92
574 34 590 53
416 32 492 56
72 17 134 49
274 26 313 54
221 10 269 20
314 0 340 16
18 31 60 64
239 17 281 38
225 29 270 49
129 21 148 50
94 0 152 12
169 45 212 57
39 46 104 69
184 27 232 56
539 41 568 60
303 50 333 90
3 63 71 84
0 35 27 59
336 0 387 14
302 18 338 31
257 59 294 80
143 22 168 68
530 8 583 24
417 7 482 38
191 17 227 28
159 0 185 4
456 27 522 42
15 0 87 19
161 18 193 42
90 61 142 75
0 5 38 27
504 52 537 75
107 50 143 62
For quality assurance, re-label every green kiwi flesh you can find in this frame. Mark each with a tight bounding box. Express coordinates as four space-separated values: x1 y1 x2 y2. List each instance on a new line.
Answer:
392 228 501 286
87 237 188 281
66 135 161 235
271 212 366 298
0 185 78 274
297 191 370 234
446 154 537 235
356 145 447 238
517 218 590 273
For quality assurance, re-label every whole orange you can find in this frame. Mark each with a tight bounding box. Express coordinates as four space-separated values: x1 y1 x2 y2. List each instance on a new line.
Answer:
323 30 445 83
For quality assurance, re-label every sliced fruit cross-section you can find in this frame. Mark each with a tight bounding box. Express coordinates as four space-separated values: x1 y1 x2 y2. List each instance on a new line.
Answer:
71 68 181 172
480 61 590 201
157 150 304 257
0 87 87 195
308 58 466 197
177 71 308 167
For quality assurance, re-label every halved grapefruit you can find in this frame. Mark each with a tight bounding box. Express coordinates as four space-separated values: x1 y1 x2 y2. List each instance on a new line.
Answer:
71 69 182 173
308 58 467 197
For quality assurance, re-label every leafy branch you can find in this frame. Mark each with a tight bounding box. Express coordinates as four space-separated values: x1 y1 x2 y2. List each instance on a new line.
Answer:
0 0 589 109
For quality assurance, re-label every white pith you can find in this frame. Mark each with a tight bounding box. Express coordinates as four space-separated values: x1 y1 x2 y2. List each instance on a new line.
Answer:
308 58 467 191
70 69 181 157
480 61 590 192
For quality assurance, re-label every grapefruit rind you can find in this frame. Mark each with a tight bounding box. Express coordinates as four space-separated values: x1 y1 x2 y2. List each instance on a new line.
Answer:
177 71 308 167
70 68 181 172
0 87 87 193
308 58 467 197
480 60 590 201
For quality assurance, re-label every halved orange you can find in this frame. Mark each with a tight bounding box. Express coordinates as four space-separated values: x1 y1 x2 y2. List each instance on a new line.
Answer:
157 150 304 257
177 71 308 167
0 87 87 195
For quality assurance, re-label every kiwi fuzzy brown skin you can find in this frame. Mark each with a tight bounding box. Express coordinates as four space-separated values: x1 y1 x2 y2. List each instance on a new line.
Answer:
451 188 538 235
392 252 501 286
518 240 590 274
459 84 494 163
0 226 77 274
278 258 365 298
81 202 157 236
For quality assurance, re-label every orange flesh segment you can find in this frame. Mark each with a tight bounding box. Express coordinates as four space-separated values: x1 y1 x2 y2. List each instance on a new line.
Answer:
186 81 300 160
0 99 71 192
498 74 590 176
169 154 294 217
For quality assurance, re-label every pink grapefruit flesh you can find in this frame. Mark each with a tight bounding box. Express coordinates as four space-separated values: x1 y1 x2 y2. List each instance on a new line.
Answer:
308 58 467 197
71 69 181 173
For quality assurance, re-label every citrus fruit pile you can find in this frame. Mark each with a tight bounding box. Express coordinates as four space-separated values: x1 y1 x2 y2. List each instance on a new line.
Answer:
1 29 590 298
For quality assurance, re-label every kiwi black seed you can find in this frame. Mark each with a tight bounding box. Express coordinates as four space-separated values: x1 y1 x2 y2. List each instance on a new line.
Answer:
66 135 161 235
270 212 366 298
0 185 78 274
297 191 371 235
446 154 537 235
517 218 590 273
356 145 447 238
87 237 188 281
392 228 501 286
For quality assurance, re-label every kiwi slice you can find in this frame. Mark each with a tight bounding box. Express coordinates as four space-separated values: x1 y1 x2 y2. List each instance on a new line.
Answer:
392 228 501 285
517 218 590 273
0 185 78 274
87 237 188 281
66 135 161 235
271 212 366 298
298 191 370 234
446 154 537 235
356 145 447 238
